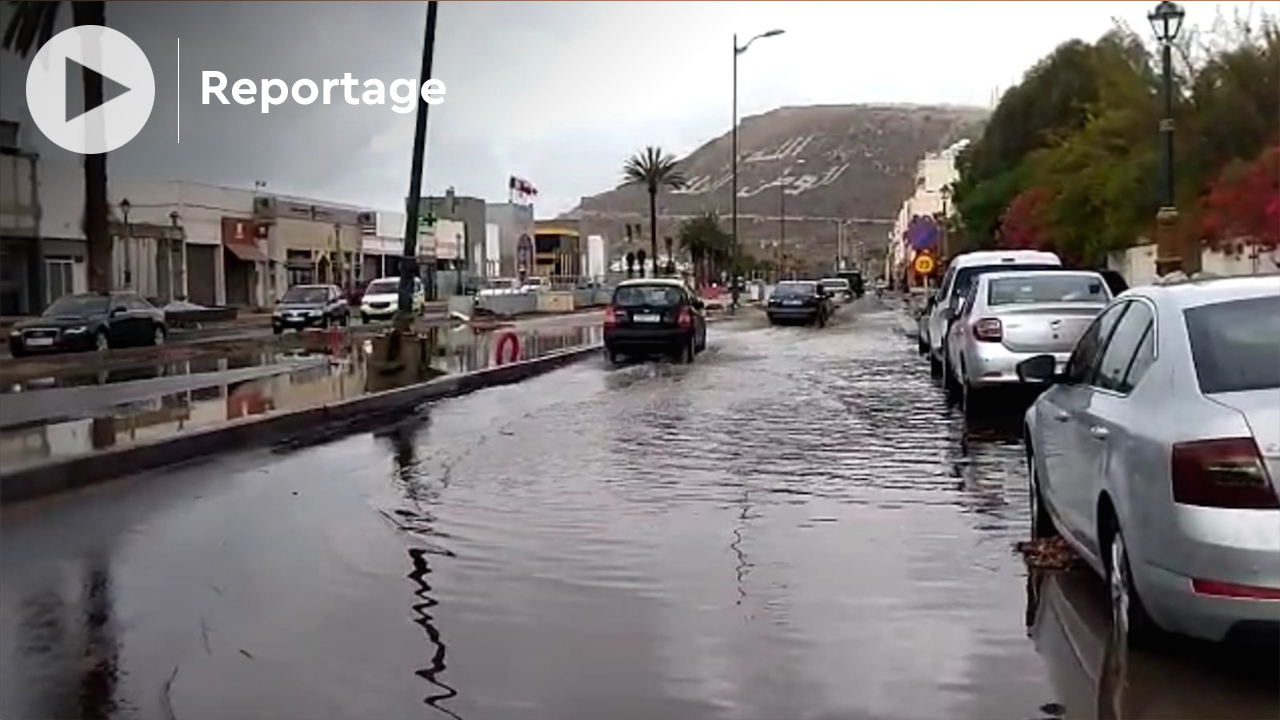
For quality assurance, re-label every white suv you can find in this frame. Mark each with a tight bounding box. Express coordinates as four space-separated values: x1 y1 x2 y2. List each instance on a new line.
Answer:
923 250 1062 378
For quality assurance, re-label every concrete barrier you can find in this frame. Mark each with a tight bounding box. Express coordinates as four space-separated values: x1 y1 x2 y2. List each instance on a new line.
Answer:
475 293 538 317
536 292 575 314
0 343 602 505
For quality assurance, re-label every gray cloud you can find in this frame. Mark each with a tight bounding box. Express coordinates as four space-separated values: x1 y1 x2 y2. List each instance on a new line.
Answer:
1 1 1263 217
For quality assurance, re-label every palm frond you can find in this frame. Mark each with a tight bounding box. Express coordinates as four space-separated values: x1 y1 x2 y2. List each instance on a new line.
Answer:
2 1 64 58
619 145 687 190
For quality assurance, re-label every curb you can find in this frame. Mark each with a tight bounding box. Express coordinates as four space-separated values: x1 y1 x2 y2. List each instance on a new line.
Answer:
0 343 601 505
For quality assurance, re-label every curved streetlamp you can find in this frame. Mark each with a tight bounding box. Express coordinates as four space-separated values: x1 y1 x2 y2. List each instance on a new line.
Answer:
732 28 784 283
1148 0 1186 276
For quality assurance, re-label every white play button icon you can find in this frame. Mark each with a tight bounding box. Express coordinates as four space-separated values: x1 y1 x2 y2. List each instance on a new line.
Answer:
25 25 155 155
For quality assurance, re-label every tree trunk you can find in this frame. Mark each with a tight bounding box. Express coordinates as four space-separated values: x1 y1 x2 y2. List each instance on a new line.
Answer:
74 1 112 293
648 187 658 278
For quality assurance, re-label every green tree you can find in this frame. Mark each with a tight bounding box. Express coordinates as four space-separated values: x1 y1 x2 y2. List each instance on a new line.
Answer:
4 1 113 293
621 146 686 278
678 212 732 286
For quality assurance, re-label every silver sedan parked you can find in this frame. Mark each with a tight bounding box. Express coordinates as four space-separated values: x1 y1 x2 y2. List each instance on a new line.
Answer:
943 270 1112 413
1020 275 1280 645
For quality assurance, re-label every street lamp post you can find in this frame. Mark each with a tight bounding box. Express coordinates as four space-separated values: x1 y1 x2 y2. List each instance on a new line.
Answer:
396 0 440 332
732 28 784 278
119 198 131 290
1149 0 1186 277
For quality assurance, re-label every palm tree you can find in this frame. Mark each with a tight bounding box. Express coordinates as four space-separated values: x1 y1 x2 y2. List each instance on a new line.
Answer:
679 212 732 287
621 146 686 278
4 1 112 292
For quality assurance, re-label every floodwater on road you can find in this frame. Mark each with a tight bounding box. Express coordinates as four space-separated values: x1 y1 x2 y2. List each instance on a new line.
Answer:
1 300 1274 719
0 323 601 474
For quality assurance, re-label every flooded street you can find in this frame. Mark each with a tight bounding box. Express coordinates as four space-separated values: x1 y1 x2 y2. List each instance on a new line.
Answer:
0 320 602 474
1 300 1275 719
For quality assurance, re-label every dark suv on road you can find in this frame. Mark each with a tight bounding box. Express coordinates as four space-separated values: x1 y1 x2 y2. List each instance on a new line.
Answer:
272 284 350 334
767 281 832 327
603 279 706 364
8 291 167 357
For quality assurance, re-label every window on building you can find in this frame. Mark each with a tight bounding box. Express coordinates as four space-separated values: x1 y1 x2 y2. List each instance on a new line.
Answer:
45 258 74 304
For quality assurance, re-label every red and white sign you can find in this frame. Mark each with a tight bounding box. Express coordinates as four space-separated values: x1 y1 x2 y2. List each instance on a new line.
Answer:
509 176 538 205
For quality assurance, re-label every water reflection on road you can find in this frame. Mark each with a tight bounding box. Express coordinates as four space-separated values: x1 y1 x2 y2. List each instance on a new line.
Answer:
0 301 1274 720
0 324 602 473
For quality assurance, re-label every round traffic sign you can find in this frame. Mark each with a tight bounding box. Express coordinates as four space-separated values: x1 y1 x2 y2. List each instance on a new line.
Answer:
914 254 936 275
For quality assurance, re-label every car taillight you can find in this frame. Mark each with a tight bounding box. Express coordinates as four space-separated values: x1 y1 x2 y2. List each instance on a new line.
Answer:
1171 437 1277 509
678 307 692 328
604 306 618 327
973 318 1003 342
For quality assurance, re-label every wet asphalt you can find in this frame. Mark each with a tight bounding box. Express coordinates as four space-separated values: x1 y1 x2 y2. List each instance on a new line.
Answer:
1 298 1275 720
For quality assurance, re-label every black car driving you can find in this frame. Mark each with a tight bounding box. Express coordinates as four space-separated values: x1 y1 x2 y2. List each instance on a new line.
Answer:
272 284 350 334
603 279 707 364
767 281 832 326
8 292 167 357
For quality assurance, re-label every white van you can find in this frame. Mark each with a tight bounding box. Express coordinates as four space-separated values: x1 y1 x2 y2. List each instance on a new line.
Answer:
922 250 1062 377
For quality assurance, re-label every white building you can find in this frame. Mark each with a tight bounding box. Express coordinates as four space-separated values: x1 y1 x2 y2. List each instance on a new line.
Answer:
888 139 967 285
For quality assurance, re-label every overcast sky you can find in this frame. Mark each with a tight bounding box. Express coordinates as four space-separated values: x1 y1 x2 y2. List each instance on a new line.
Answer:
0 1 1264 218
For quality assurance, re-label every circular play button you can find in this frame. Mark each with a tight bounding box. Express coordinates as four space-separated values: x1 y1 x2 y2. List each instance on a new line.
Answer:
25 25 154 155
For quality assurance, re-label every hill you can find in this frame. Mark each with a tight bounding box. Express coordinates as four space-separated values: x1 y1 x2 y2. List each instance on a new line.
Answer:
566 103 988 274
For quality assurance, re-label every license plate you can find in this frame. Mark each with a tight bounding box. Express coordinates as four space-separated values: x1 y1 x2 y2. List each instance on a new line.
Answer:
25 336 53 347
783 299 802 306
633 313 660 323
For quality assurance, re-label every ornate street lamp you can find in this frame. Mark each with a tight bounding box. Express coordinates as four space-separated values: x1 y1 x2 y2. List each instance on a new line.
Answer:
1148 0 1186 276
119 198 132 289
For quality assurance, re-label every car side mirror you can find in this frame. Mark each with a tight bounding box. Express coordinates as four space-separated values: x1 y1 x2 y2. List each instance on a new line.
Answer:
1017 354 1062 384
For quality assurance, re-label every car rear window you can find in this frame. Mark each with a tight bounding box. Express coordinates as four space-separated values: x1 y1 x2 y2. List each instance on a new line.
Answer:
364 280 399 294
987 275 1109 306
774 283 817 297
614 285 683 307
821 280 850 290
1184 296 1280 393
282 287 328 304
953 264 1060 299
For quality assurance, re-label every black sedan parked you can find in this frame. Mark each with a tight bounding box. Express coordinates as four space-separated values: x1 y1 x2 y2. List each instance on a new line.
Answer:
767 281 832 326
272 284 350 334
603 279 707 364
8 292 167 357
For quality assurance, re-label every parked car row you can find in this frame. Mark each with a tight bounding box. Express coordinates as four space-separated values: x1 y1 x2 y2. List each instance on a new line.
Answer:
916 249 1280 647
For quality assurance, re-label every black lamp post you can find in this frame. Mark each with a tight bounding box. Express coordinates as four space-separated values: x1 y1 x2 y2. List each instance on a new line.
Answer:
119 198 131 289
1148 0 1186 276
732 28 784 276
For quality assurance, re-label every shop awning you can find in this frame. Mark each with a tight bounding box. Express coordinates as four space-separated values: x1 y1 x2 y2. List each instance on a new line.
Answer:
225 242 268 262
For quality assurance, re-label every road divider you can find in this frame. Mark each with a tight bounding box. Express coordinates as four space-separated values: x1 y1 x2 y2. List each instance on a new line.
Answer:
0 342 601 505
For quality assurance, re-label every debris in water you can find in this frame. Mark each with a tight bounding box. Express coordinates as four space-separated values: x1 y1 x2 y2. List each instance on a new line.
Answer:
1016 537 1081 570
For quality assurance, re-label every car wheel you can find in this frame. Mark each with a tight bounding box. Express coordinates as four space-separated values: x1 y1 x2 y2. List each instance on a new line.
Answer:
681 337 696 364
917 337 929 355
943 353 961 401
604 347 622 366
94 330 110 352
1027 449 1057 539
340 313 349 327
152 325 166 346
1105 522 1159 647
273 326 283 336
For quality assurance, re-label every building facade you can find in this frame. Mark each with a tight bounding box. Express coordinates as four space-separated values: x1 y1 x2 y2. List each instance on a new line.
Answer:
484 202 535 278
889 139 967 287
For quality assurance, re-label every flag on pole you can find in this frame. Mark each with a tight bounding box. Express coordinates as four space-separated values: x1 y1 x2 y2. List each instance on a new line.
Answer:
509 176 538 204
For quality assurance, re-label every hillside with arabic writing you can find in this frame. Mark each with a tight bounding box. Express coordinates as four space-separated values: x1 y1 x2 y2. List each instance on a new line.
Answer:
566 104 986 247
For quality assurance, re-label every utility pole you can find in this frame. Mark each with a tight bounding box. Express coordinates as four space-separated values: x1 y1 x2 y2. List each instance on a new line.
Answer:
396 0 439 331
779 182 785 279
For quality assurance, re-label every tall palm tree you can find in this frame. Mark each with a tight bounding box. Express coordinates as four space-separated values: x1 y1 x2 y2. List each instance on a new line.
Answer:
4 1 112 293
621 146 686 278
